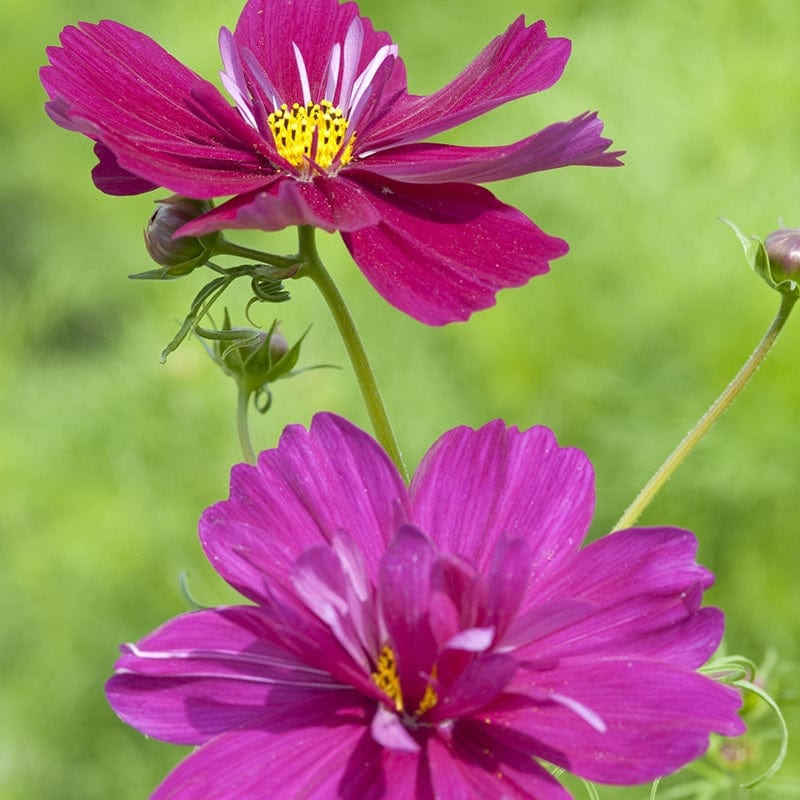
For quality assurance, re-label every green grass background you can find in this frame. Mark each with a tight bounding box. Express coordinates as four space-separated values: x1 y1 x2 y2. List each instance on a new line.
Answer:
2 0 799 797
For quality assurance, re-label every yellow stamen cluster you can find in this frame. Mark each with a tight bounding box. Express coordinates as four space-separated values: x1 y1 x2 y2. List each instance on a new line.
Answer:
372 645 404 712
371 645 439 716
267 100 354 172
416 673 438 715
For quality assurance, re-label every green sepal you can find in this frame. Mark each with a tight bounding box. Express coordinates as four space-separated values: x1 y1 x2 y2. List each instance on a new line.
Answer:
271 324 308 376
128 265 196 281
721 217 800 298
160 275 232 363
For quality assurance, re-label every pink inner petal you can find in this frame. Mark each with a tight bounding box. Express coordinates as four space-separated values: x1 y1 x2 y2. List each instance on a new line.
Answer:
371 705 421 753
378 526 439 708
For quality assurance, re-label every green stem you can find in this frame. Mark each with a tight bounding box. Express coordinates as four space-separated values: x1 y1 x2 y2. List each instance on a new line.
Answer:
236 384 257 465
215 239 298 270
297 226 409 483
614 291 797 530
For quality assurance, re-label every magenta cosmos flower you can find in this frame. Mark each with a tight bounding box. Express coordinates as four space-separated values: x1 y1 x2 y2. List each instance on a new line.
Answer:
41 0 622 324
107 413 743 799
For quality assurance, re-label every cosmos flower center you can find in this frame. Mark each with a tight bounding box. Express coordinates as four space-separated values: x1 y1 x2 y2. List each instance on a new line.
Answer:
371 645 438 716
267 100 354 172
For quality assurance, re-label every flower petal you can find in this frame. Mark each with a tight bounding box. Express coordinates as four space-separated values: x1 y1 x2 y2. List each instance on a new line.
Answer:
178 174 381 237
427 725 571 800
200 413 410 603
378 526 439 708
520 597 724 669
155 721 435 800
371 705 421 753
443 627 496 653
484 537 532 644
342 173 567 324
233 0 406 113
493 659 745 783
151 724 367 800
523 527 722 666
91 142 158 195
541 527 715 603
364 17 570 150
497 598 593 653
411 422 594 577
42 21 273 197
106 606 362 745
292 540 379 672
360 112 623 183
427 653 517 722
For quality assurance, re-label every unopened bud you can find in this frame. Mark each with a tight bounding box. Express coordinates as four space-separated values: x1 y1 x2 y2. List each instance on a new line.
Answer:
219 327 274 384
265 328 290 363
764 228 800 280
722 217 800 297
198 314 306 400
144 195 219 274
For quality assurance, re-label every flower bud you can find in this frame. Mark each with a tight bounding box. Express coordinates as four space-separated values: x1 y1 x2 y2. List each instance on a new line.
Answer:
198 313 306 399
265 327 290 363
144 195 219 275
721 217 800 297
764 228 800 281
219 327 279 386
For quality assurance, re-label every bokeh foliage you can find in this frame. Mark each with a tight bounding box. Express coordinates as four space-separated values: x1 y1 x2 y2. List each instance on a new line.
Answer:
2 0 799 797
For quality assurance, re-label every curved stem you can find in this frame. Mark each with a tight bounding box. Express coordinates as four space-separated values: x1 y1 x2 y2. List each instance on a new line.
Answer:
236 384 257 465
614 291 797 530
297 226 409 483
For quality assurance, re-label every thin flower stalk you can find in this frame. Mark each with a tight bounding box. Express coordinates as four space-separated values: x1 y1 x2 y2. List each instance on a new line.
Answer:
615 290 797 530
298 225 408 482
236 383 257 464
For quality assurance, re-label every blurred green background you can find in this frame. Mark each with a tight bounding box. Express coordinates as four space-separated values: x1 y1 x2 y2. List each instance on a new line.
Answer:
2 0 799 797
